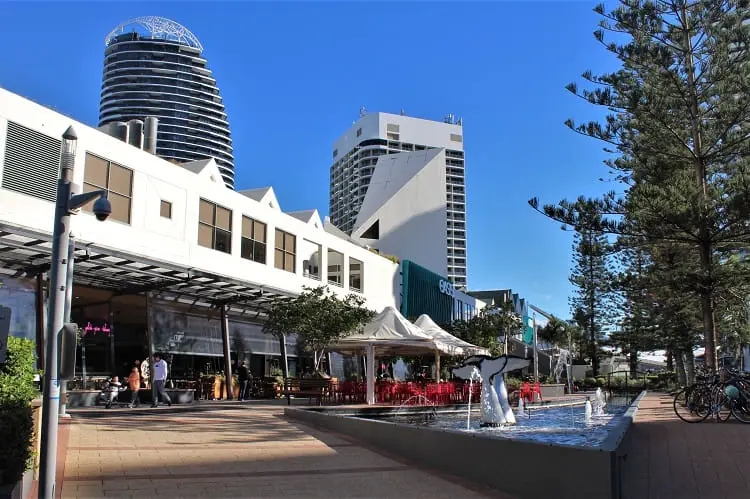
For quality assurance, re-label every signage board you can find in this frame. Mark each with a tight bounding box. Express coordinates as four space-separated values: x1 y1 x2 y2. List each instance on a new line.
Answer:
438 279 456 298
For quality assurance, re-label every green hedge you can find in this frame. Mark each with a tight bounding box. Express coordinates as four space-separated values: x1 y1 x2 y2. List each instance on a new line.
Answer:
0 337 37 485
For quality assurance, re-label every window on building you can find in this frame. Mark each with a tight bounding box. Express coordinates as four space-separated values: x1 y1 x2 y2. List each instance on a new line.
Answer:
302 240 321 280
387 132 400 141
241 216 266 264
198 199 232 254
83 153 133 224
450 133 463 143
361 220 379 239
160 200 172 219
349 258 363 292
274 229 296 273
327 249 344 287
356 128 362 137
387 124 400 133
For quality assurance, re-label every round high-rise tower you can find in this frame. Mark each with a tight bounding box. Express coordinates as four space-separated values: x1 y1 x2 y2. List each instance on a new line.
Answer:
100 17 235 188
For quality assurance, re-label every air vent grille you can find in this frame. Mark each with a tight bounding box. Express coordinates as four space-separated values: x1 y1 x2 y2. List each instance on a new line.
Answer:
2 121 60 202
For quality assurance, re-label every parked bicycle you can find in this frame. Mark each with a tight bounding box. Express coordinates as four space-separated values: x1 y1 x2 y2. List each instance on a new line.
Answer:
673 368 750 424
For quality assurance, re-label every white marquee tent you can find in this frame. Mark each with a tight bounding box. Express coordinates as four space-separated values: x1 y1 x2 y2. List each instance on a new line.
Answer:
332 307 486 404
414 314 489 380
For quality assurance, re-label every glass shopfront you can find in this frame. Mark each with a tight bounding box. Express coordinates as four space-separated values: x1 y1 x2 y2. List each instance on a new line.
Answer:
0 276 37 341
67 286 300 382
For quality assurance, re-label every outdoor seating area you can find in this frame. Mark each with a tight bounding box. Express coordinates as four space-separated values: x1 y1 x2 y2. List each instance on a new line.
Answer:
282 379 482 406
330 307 490 405
519 381 543 402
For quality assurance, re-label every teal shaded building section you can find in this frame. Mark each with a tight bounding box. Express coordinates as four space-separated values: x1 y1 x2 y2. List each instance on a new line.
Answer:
523 315 534 344
468 289 533 344
400 260 454 325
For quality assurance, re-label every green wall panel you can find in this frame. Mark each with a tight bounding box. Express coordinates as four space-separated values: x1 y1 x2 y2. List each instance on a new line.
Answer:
401 260 453 325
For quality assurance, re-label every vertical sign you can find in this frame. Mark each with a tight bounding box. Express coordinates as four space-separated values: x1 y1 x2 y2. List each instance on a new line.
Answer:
0 306 11 363
522 315 534 345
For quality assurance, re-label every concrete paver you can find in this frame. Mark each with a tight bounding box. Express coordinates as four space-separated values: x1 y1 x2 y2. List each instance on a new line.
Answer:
621 392 750 499
59 404 510 498
57 393 750 498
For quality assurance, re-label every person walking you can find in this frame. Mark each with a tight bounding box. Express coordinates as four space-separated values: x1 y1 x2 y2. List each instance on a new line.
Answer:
151 353 172 408
237 360 250 401
127 366 141 408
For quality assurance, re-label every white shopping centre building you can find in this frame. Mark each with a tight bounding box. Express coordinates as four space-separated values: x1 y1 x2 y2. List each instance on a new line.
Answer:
0 88 487 389
0 87 403 382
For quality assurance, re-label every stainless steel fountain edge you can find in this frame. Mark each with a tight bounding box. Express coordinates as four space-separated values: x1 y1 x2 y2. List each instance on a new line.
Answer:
600 390 647 453
600 390 648 499
283 394 648 499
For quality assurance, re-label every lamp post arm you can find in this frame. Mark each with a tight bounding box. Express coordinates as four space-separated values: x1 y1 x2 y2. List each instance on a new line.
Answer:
68 190 107 212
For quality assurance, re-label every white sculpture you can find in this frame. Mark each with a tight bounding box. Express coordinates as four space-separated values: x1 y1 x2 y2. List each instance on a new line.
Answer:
453 355 531 426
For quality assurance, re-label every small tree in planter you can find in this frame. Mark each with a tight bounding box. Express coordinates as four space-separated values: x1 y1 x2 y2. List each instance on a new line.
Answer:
0 337 37 487
264 286 374 375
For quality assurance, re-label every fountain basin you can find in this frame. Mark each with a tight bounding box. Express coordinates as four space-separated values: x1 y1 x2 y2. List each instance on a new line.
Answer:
358 404 626 447
284 391 646 499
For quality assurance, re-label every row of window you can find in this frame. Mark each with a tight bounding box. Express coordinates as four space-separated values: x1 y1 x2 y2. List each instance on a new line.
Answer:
197 199 364 291
81 153 364 291
103 76 218 95
106 41 199 56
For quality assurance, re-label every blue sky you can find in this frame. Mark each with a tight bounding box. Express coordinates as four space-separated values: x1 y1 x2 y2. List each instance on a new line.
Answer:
0 1 618 319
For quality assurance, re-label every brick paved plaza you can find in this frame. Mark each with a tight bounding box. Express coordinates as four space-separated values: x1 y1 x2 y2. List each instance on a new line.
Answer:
620 393 750 499
56 402 509 499
46 393 750 498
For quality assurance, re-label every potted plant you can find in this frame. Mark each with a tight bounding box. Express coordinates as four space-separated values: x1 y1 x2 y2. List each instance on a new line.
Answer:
0 337 37 499
263 367 284 398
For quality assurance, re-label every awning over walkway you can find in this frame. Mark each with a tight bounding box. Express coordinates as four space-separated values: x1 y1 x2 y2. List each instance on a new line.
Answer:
0 221 293 316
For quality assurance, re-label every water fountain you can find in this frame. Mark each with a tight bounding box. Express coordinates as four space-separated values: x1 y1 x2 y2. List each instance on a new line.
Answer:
592 387 606 416
398 394 435 407
584 398 593 423
452 355 531 426
461 366 480 429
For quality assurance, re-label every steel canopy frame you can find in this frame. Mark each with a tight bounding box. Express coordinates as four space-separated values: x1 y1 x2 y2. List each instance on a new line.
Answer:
0 221 293 315
105 16 204 51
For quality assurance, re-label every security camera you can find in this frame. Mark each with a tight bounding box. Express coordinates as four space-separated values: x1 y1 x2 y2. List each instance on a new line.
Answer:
92 196 112 221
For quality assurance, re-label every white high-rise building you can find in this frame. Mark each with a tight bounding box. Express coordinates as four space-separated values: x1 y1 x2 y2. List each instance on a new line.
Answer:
329 111 467 289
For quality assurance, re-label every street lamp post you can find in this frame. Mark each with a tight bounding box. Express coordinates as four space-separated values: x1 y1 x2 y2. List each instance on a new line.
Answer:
38 126 111 499
532 313 539 383
58 238 75 418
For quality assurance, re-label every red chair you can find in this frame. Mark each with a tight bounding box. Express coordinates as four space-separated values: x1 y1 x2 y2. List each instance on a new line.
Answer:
520 382 533 402
337 381 355 403
532 382 542 402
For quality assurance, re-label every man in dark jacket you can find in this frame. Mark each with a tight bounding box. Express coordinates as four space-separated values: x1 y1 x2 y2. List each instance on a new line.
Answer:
237 360 251 401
